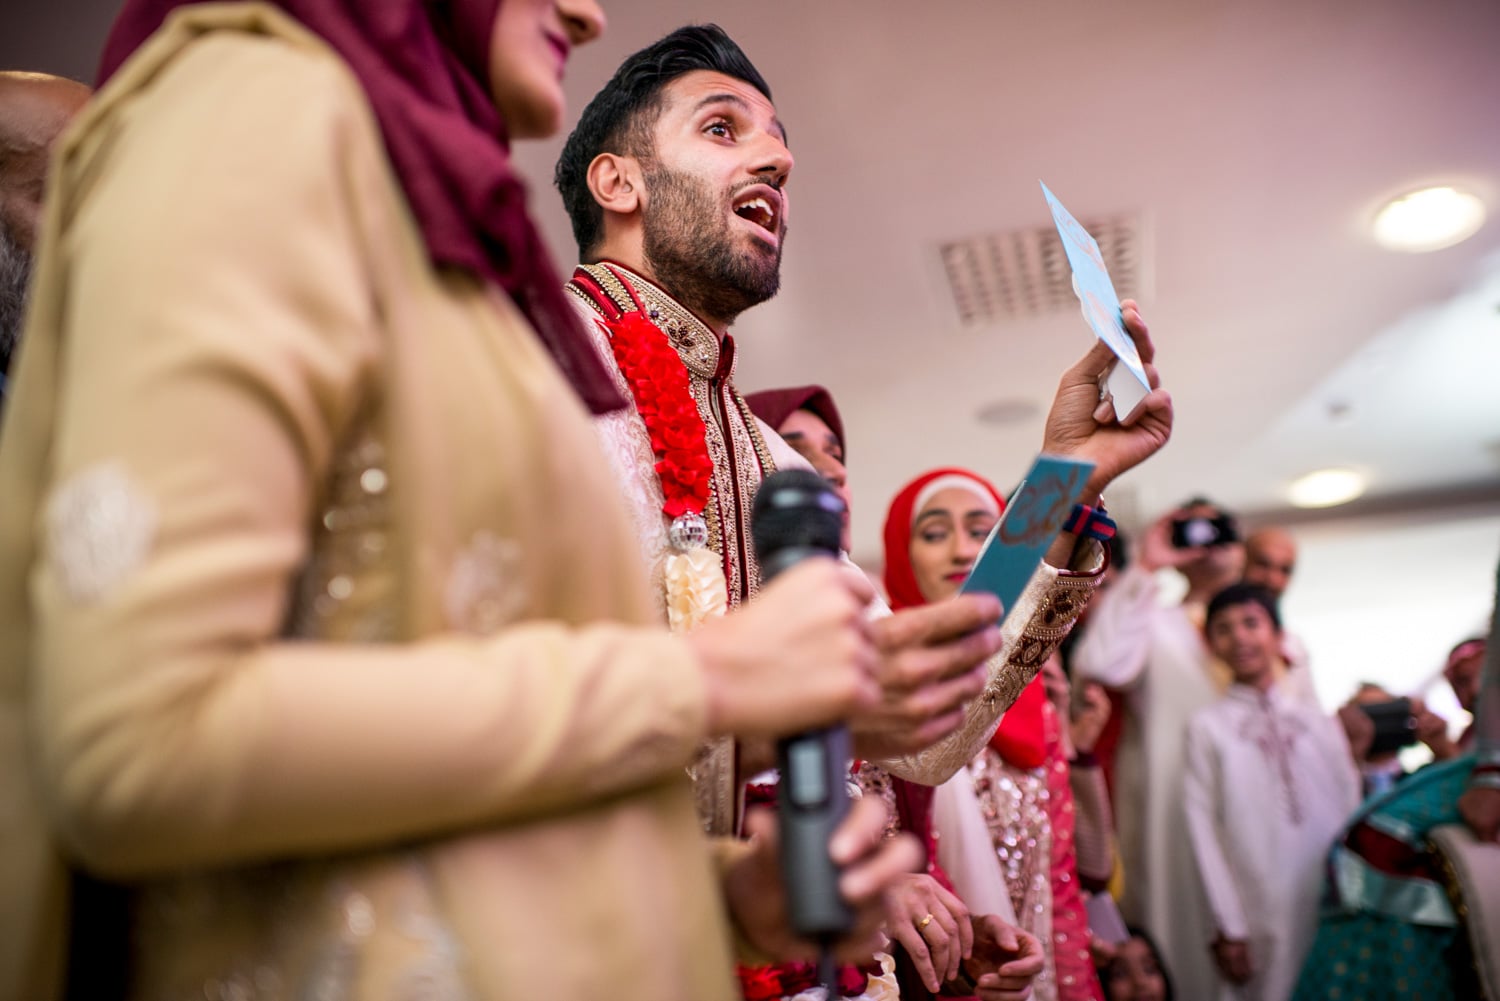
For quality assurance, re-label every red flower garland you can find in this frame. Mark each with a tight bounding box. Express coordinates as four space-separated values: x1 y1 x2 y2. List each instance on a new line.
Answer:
606 312 714 520
735 961 878 999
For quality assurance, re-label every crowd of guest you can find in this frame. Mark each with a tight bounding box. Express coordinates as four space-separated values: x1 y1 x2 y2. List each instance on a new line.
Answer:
0 6 1495 1001
755 377 1498 1001
1034 498 1495 1001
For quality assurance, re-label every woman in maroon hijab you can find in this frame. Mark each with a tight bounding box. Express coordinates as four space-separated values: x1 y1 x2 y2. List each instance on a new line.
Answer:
0 2 915 999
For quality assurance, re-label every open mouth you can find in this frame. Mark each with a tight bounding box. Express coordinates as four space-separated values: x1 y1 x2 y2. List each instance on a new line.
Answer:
732 187 781 237
544 32 570 76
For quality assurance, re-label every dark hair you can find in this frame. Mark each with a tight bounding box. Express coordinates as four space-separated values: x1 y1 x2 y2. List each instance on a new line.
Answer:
1176 495 1236 522
554 24 773 258
1205 582 1282 633
1100 926 1175 1001
1448 636 1485 660
1109 527 1130 573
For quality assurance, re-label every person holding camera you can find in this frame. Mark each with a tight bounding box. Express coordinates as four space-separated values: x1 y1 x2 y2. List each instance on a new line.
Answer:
1292 564 1500 1001
1068 499 1244 1000
1336 682 1461 797
1241 526 1324 709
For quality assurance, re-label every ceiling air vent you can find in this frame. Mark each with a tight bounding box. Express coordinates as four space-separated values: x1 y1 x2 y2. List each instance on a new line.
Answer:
938 213 1142 326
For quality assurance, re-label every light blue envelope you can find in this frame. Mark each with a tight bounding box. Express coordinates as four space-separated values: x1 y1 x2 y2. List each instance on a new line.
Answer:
1041 181 1152 421
959 453 1095 625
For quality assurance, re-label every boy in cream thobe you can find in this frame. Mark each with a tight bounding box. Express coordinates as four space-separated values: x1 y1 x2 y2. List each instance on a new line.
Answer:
1184 584 1360 1001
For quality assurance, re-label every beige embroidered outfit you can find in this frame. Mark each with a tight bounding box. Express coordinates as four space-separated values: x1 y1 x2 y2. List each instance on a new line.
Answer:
0 10 742 1000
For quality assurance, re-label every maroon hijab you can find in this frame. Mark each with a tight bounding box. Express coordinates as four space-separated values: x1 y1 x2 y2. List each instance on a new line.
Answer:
97 0 624 414
744 384 847 458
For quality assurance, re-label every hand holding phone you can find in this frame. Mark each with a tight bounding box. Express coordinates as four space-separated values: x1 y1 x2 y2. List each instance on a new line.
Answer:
1358 697 1419 757
1170 513 1240 549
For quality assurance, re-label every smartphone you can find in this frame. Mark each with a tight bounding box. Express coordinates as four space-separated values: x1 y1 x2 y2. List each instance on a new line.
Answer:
1170 513 1239 549
1086 892 1131 946
1359 698 1419 756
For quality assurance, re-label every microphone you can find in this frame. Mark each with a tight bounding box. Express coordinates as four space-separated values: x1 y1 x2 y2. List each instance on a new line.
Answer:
750 469 854 945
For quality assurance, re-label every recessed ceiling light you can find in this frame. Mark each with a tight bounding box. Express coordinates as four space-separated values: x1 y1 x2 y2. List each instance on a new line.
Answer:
1288 468 1366 508
1372 186 1485 253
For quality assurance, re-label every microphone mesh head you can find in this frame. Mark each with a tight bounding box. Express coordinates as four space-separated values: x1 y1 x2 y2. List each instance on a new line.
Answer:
752 469 846 563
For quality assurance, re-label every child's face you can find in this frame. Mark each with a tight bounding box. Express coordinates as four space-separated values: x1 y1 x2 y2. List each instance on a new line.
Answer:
1207 601 1280 684
1106 936 1167 1001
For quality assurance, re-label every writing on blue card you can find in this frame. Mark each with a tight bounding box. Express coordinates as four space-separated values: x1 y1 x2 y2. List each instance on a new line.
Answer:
959 454 1095 625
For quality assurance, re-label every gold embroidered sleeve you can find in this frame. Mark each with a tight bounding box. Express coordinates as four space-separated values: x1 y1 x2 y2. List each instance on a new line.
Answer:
853 762 905 842
688 737 740 837
878 543 1105 785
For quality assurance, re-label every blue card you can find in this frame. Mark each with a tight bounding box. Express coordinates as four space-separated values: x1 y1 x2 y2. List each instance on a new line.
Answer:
1040 181 1152 421
959 454 1095 624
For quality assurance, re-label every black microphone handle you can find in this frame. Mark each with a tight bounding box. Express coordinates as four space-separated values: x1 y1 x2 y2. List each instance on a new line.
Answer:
775 723 855 939
750 469 855 947
758 545 855 940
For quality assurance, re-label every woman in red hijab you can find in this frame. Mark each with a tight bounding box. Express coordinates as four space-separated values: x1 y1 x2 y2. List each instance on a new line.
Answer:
0 2 909 999
884 469 1105 1001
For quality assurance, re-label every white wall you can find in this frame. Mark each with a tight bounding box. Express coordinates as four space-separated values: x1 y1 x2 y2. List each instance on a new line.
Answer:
1278 509 1498 728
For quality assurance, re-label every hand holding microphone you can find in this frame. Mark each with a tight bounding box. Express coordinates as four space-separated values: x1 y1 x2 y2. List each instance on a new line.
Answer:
751 468 860 941
685 469 879 742
693 471 921 971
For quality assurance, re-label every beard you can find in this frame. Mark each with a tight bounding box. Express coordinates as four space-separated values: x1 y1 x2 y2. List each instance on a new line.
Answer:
0 222 32 380
640 162 783 325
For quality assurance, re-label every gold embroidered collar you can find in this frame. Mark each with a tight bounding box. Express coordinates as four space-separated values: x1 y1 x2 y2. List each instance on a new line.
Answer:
567 262 727 380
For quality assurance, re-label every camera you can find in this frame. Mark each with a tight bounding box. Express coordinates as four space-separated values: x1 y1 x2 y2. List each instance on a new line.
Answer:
1170 513 1239 549
1358 698 1419 756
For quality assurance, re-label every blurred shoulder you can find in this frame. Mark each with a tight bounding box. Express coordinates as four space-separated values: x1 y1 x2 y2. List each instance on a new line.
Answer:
74 5 374 177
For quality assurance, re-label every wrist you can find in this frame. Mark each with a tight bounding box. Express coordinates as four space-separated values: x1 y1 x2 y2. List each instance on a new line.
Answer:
1427 737 1459 760
686 629 734 737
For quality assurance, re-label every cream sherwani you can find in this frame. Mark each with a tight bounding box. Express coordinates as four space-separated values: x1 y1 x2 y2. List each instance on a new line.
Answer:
1184 684 1361 1001
565 261 1104 840
0 7 743 1000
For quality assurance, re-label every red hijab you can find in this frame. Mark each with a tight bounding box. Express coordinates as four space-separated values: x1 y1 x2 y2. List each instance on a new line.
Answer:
882 468 1048 768
97 0 624 415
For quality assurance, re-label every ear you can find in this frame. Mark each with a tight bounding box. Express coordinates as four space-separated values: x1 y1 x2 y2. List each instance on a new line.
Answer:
586 152 642 216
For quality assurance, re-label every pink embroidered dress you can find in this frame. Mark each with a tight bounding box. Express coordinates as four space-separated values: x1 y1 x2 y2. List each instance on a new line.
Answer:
1042 697 1105 1001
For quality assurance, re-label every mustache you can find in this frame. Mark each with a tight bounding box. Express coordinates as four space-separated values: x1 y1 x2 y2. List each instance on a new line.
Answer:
729 173 784 196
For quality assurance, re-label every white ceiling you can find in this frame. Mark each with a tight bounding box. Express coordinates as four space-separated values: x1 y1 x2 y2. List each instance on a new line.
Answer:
510 0 1500 564
6 0 1500 568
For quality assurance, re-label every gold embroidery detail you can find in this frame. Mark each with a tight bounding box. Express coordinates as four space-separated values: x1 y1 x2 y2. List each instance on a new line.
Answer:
854 762 903 842
688 737 738 836
569 263 778 606
984 573 1100 709
972 751 1058 1000
292 423 394 642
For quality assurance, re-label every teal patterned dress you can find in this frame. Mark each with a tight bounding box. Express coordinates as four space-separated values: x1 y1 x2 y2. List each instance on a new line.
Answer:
1293 562 1500 1001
